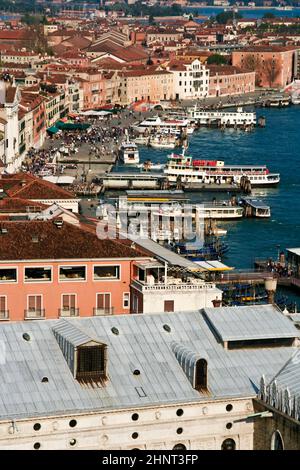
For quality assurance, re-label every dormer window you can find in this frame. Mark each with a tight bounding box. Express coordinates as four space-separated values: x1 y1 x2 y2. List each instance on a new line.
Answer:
76 344 107 382
195 359 208 391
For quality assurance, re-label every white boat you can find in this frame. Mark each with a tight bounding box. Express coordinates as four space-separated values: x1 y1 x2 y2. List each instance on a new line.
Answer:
189 106 256 127
119 141 139 164
291 94 300 105
133 116 194 135
164 149 280 187
137 161 165 171
276 5 293 10
149 135 179 149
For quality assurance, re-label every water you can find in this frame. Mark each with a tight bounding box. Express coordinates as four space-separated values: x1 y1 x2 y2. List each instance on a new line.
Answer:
113 106 300 307
187 6 300 18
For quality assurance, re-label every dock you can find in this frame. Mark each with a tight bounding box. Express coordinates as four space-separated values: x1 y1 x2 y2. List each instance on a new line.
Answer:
100 172 243 192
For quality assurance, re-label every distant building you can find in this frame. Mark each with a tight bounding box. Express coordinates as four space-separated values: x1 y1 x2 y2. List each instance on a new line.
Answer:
208 65 255 97
232 46 298 88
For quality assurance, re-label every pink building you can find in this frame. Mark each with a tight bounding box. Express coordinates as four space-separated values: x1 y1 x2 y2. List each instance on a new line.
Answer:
208 65 255 97
232 46 297 88
0 219 150 321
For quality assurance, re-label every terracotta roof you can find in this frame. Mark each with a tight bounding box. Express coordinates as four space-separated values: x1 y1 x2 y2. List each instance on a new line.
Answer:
1 174 76 200
5 86 17 104
208 65 254 76
0 197 46 213
0 220 148 260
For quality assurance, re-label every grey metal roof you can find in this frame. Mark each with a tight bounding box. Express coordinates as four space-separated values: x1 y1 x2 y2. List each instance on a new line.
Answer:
0 307 297 421
287 248 300 256
130 237 203 271
203 305 299 342
268 350 300 398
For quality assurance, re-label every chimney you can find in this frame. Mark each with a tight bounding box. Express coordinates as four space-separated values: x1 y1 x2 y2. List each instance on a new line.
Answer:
212 297 222 308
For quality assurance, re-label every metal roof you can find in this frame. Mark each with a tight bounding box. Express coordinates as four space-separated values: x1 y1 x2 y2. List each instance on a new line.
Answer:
0 308 297 420
267 350 300 399
287 248 300 256
131 237 200 270
203 305 299 342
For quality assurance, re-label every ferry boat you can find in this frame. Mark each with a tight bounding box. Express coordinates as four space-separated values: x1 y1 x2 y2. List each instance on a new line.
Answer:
188 106 257 128
133 116 194 135
119 140 139 165
149 134 180 149
164 150 280 187
97 196 244 221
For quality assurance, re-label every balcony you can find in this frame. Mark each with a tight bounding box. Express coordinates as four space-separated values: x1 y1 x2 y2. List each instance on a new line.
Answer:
0 310 9 320
59 308 79 317
93 307 114 316
24 309 45 319
131 278 215 293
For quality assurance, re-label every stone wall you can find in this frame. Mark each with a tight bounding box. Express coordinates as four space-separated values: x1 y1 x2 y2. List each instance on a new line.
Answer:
253 399 300 450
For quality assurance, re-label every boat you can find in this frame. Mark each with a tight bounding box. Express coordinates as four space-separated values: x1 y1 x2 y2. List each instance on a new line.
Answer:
164 149 280 187
172 239 229 261
119 140 139 165
133 116 194 135
137 161 165 171
149 135 180 149
291 93 300 105
265 95 291 107
239 197 271 218
276 5 293 10
188 106 257 127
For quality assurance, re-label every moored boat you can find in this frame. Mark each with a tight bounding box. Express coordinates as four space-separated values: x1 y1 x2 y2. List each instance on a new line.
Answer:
164 149 280 187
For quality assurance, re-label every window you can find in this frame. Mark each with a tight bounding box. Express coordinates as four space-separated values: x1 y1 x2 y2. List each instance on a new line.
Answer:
76 345 106 381
94 293 111 315
0 268 17 283
271 431 284 450
164 300 174 312
195 359 207 390
24 267 52 282
59 266 86 281
60 294 78 317
94 265 120 280
173 443 186 450
0 296 7 320
221 438 236 451
123 292 130 309
26 295 44 319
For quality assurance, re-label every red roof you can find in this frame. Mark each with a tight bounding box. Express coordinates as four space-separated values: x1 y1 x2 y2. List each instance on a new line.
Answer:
0 219 148 260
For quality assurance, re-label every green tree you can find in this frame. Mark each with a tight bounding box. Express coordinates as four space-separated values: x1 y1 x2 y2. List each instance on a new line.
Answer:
207 54 228 65
215 11 243 24
149 14 155 25
263 12 276 19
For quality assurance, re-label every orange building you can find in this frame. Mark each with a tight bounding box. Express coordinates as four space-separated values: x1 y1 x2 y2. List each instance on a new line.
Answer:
208 65 255 97
232 46 298 88
0 219 150 321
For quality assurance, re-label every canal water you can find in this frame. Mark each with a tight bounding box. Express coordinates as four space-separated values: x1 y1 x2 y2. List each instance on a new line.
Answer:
114 106 300 307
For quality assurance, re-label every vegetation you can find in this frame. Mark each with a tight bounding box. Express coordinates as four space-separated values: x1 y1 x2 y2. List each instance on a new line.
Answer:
262 12 276 19
215 11 243 25
207 54 228 65
103 2 183 17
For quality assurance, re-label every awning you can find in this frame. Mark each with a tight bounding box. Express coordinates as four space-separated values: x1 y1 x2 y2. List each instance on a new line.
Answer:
193 260 234 272
47 126 60 134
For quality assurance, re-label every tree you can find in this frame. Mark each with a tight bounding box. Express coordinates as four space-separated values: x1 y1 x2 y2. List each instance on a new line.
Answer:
243 54 262 86
263 12 275 19
148 14 155 25
215 11 243 25
207 54 228 65
264 58 281 88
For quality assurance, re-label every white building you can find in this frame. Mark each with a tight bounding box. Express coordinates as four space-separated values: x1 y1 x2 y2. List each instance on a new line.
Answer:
168 59 209 101
0 79 22 173
0 305 298 450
